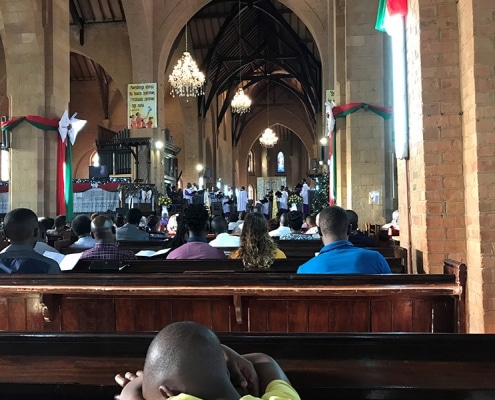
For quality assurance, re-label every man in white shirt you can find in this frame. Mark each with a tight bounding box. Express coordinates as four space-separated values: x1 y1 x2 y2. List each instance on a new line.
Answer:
222 196 231 218
300 179 310 214
279 186 288 213
209 217 240 248
237 186 248 216
69 214 96 249
269 213 291 237
183 183 193 205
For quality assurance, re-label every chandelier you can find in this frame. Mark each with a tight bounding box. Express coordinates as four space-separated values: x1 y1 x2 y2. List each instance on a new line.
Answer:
231 88 251 114
231 0 251 114
259 80 278 147
169 24 205 98
259 127 278 148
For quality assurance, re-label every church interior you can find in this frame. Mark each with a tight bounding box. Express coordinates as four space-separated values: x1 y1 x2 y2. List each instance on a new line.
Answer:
0 0 493 335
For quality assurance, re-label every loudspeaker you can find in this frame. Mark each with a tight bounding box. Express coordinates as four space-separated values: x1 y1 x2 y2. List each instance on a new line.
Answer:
203 167 212 179
89 165 109 179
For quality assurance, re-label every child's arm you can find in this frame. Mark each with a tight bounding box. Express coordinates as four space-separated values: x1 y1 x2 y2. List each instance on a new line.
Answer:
222 344 260 397
242 353 291 395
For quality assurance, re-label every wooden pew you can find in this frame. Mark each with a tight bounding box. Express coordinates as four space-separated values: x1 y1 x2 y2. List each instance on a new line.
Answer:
70 258 302 273
0 332 493 399
60 239 166 254
444 258 467 333
274 239 408 265
0 272 461 333
68 257 405 274
59 238 407 273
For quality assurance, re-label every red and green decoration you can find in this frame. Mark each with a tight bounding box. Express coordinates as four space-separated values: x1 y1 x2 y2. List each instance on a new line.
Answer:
1 112 86 221
327 103 393 206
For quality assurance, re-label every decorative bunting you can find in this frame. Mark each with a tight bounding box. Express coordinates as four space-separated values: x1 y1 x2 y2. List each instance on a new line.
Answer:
2 113 85 220
328 102 393 206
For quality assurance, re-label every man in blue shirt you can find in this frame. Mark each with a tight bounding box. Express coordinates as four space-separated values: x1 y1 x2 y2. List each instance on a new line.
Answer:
297 206 391 274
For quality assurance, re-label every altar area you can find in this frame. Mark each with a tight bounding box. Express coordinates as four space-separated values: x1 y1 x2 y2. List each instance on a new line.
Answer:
0 179 159 216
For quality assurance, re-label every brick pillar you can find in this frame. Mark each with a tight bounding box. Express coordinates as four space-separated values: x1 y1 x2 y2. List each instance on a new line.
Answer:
342 0 387 224
403 0 465 277
457 0 495 332
0 0 69 216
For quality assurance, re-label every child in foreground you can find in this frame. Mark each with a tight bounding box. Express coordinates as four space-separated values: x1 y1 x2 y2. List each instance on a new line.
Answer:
115 321 300 400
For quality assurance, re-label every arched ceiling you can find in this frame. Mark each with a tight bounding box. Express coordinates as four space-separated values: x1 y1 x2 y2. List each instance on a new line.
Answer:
186 0 321 141
69 0 322 145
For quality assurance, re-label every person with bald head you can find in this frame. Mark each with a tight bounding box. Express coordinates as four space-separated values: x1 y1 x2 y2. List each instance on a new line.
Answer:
297 206 391 274
115 321 300 400
0 208 61 273
80 215 136 260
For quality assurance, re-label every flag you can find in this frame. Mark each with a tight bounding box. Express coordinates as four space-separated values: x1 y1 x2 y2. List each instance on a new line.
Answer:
375 0 408 35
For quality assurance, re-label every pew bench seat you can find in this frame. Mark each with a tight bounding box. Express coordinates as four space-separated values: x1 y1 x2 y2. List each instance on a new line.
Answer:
0 332 493 400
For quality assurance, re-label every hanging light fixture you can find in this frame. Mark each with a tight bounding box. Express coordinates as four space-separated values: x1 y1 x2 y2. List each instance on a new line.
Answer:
168 21 205 98
259 80 278 148
231 88 251 114
231 0 251 114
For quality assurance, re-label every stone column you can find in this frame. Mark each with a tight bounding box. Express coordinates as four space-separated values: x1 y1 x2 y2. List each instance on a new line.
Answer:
0 0 69 216
457 0 495 332
343 0 387 224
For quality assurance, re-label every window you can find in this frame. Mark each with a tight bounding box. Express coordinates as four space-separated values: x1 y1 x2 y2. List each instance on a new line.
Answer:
90 151 100 167
248 184 254 200
0 150 9 181
277 151 285 173
248 150 254 173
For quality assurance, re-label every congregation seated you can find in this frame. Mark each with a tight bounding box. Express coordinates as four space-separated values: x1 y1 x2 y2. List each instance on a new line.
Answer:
268 212 290 237
167 204 226 259
232 211 246 235
38 216 55 233
227 213 240 233
0 208 61 274
303 214 318 235
46 214 67 236
116 321 299 400
280 211 318 240
116 208 150 241
34 221 60 255
80 215 137 260
115 213 125 227
345 209 375 248
162 214 189 254
209 216 240 248
230 212 286 269
69 214 95 249
145 215 167 241
297 206 391 274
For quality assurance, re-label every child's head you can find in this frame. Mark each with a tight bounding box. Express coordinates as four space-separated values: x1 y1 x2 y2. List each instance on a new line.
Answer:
142 322 230 400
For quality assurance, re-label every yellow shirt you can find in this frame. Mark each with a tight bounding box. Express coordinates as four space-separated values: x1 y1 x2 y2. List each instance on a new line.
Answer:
167 380 300 400
229 248 287 259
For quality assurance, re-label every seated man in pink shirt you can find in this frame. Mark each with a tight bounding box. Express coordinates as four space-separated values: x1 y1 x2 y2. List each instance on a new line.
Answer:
167 204 226 259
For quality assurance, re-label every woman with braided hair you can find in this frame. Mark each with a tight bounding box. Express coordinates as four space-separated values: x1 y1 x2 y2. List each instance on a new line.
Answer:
229 212 286 270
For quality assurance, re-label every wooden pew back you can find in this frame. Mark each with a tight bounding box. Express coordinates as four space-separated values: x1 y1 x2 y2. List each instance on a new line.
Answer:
0 332 493 399
0 272 461 333
444 258 467 333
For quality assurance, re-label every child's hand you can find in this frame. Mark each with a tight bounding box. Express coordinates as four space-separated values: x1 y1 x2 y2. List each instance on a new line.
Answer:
114 371 144 400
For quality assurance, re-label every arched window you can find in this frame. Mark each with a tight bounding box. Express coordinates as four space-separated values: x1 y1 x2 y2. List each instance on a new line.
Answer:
90 151 100 167
248 184 254 200
277 151 285 173
247 150 254 174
